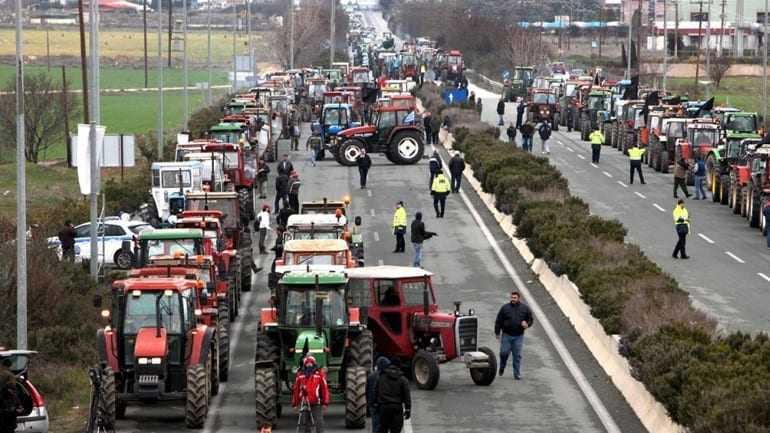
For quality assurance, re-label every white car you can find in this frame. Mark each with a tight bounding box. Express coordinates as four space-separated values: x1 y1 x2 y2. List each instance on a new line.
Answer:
47 217 152 269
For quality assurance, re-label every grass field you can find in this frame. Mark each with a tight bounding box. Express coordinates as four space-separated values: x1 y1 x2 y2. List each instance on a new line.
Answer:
0 161 81 217
0 28 273 66
662 77 770 116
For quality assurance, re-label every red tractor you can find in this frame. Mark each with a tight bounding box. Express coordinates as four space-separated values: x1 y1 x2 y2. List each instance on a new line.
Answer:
346 266 497 390
674 119 721 184
200 141 256 222
96 277 219 428
741 145 770 232
441 49 464 82
331 105 424 166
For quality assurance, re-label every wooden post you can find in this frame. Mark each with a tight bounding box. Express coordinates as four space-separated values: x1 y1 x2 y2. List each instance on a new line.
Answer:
62 66 71 168
168 0 173 68
77 0 89 123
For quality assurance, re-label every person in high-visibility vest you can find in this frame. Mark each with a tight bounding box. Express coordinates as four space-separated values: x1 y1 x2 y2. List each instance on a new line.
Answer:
628 143 646 184
392 201 408 253
672 199 690 259
431 169 451 218
589 128 604 163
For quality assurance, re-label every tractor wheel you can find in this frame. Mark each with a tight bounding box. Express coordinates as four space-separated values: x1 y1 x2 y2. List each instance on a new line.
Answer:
98 367 117 429
254 367 278 428
255 332 280 366
338 139 365 166
240 232 253 292
218 303 230 382
732 184 741 214
389 131 424 165
210 342 220 397
706 155 717 192
347 330 373 370
712 173 721 203
412 350 440 390
660 151 670 174
384 149 397 164
750 189 761 228
238 188 255 222
720 175 730 205
344 367 367 429
742 188 750 218
469 346 497 386
185 363 209 428
113 249 133 270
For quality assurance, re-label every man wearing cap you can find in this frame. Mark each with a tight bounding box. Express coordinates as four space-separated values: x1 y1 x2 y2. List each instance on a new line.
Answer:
377 358 411 433
292 356 329 433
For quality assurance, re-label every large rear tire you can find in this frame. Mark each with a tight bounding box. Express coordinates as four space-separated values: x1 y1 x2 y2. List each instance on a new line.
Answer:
720 175 730 205
238 188 255 222
240 232 253 293
469 346 497 386
390 130 424 165
344 367 367 429
750 189 761 228
185 363 209 428
347 330 373 370
254 367 278 428
732 183 742 214
338 139 365 166
218 304 230 382
98 367 117 429
661 151 670 174
411 350 440 390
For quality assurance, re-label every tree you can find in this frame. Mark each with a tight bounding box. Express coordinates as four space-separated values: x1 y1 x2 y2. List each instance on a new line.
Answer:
709 56 732 89
273 0 349 69
0 73 80 163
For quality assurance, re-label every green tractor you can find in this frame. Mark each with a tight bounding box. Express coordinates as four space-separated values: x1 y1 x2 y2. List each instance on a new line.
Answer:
503 66 534 102
254 270 371 429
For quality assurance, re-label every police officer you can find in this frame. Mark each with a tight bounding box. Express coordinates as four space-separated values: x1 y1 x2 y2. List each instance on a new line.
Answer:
672 199 690 259
392 202 407 253
589 128 604 163
628 143 646 184
431 169 451 218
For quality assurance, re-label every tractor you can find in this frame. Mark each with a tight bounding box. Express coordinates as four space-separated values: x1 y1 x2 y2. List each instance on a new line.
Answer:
332 105 424 166
674 119 722 184
96 277 218 428
503 66 534 102
312 103 360 151
254 270 371 429
579 90 612 141
711 135 761 205
526 90 559 130
147 161 205 227
741 145 770 232
209 122 248 145
399 51 418 80
649 118 689 173
268 239 361 291
200 141 257 221
615 100 645 153
346 266 497 390
441 50 464 82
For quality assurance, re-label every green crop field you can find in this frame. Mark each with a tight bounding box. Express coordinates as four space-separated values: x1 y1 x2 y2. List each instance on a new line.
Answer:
0 162 81 217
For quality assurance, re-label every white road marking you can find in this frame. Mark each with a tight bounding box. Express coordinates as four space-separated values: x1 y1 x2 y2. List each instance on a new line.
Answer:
370 208 376 216
602 171 612 178
567 147 575 153
653 203 666 212
697 233 715 244
617 180 628 188
404 419 413 433
590 163 598 168
558 140 564 146
634 191 647 199
438 154 622 433
577 154 586 160
373 231 380 242
758 272 770 282
367 189 372 197
725 251 745 264
377 259 384 266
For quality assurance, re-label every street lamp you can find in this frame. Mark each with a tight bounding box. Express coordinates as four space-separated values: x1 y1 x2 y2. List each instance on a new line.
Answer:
289 0 301 69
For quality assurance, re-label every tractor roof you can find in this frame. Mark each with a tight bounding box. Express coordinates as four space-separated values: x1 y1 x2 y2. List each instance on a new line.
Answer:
346 265 433 280
139 228 204 241
210 122 245 131
147 255 214 268
128 266 198 278
185 191 239 199
283 239 349 253
727 132 761 139
180 210 225 219
151 161 202 170
279 270 348 285
287 214 345 227
113 277 199 293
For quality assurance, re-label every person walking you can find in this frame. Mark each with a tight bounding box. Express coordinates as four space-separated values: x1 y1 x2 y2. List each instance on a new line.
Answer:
628 143 646 184
290 115 301 151
357 150 372 189
0 357 20 433
58 220 76 261
377 358 411 433
672 199 690 259
520 122 535 153
496 98 505 126
431 169 451 218
515 99 525 129
673 157 692 199
275 171 290 211
448 152 466 193
277 154 294 177
538 121 552 154
410 212 436 268
291 356 329 433
764 203 770 249
423 112 432 145
256 154 270 199
428 151 441 188
256 205 271 254
506 123 517 145
693 156 707 199
589 128 604 163
288 171 301 212
366 358 391 433
392 202 407 253
494 291 534 380
430 112 441 145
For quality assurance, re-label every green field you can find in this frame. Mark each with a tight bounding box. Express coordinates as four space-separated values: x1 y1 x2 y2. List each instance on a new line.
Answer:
0 162 81 217
664 77 770 116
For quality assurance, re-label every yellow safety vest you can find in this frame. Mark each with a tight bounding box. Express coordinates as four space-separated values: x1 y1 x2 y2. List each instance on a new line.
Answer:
673 206 689 227
628 147 646 161
589 130 605 145
431 174 451 194
392 207 407 228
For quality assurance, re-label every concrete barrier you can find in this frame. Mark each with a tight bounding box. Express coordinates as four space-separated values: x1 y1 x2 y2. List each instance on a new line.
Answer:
439 129 685 433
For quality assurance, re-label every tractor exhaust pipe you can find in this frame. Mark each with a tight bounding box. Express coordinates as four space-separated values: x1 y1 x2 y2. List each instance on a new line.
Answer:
423 275 430 317
315 274 323 336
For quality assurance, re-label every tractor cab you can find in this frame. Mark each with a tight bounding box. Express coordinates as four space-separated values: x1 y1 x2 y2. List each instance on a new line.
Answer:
149 161 205 226
270 239 359 291
175 139 220 162
200 141 256 193
350 67 372 85
184 191 245 232
183 152 226 192
136 229 205 266
676 120 721 163
444 50 464 81
399 52 418 79
527 90 558 126
300 196 350 215
723 112 759 135
209 122 246 145
313 103 359 145
346 266 496 390
284 213 347 242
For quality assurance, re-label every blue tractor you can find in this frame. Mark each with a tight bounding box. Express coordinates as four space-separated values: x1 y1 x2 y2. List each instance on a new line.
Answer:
311 103 360 159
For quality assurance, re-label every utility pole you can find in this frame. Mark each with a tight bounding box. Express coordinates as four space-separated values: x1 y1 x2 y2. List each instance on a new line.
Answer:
143 0 148 88
168 0 173 68
62 66 71 167
330 0 336 66
45 23 50 71
674 0 679 58
599 6 604 59
232 0 237 93
289 0 295 69
626 3 632 79
77 0 88 123
664 0 669 92
207 0 212 103
735 0 744 59
705 0 712 97
636 0 642 76
158 0 164 157
182 0 188 130
692 0 706 95
763 0 768 128
246 0 252 86
88 0 101 280
718 0 726 56
15 0 27 351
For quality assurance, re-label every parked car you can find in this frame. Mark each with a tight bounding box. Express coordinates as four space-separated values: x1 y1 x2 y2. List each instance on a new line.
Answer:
47 217 152 269
0 349 49 433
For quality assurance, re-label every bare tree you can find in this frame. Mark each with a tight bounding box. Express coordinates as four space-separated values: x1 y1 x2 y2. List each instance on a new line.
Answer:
273 0 349 69
0 73 80 163
709 56 732 89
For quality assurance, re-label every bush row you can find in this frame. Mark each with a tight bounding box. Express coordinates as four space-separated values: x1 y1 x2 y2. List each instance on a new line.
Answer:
429 88 770 433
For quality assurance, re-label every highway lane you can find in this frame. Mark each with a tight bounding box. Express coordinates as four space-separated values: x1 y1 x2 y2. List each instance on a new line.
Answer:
471 82 770 332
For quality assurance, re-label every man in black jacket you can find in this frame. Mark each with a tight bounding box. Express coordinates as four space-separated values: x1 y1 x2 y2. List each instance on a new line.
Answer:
496 98 505 126
494 291 534 380
58 220 76 261
357 150 372 189
422 112 433 145
277 154 293 176
410 212 436 268
366 357 391 433
448 152 466 193
515 100 525 129
377 358 411 433
274 172 290 211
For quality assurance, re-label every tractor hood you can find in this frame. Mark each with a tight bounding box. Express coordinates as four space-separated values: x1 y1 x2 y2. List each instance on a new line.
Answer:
295 329 328 368
134 327 169 359
338 125 376 138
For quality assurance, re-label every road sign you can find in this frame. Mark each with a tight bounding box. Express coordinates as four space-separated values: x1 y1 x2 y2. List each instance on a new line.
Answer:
72 132 135 169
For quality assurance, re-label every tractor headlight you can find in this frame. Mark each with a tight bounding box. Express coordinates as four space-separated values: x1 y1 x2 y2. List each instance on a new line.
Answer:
138 357 149 365
468 308 475 316
429 337 439 346
151 357 162 365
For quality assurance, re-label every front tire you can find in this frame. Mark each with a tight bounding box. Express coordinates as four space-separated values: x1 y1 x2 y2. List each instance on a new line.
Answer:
347 330 373 370
344 367 367 429
412 350 440 390
218 303 230 382
469 346 497 386
390 131 424 165
254 367 278 427
338 139 365 166
98 367 117 429
185 363 209 428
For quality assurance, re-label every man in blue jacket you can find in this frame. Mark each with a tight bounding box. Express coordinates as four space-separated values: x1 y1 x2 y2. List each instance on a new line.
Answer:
494 291 534 380
366 357 391 433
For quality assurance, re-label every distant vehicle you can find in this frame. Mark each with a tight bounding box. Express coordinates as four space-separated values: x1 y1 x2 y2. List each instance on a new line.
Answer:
46 217 151 269
0 349 49 433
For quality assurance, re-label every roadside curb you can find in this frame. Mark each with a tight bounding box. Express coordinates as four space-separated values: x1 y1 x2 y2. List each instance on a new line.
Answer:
438 127 685 433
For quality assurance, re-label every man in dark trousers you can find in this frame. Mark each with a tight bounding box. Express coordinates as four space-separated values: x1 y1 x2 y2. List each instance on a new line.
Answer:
377 358 411 433
430 113 441 145
366 357 390 433
410 212 436 268
357 150 372 189
672 199 690 259
275 171 290 211
494 291 534 380
515 100 525 129
392 202 407 253
496 98 505 126
58 220 76 261
423 112 433 145
520 122 535 153
506 123 517 145
430 169 451 218
428 151 441 188
448 152 466 193
628 143 646 184
277 154 293 176
288 171 301 212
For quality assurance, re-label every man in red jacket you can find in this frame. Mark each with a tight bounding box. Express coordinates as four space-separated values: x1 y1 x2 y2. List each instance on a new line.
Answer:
292 356 330 433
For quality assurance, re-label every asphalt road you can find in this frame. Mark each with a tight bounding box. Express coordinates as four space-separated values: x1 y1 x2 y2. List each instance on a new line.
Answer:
471 82 770 333
113 119 648 432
